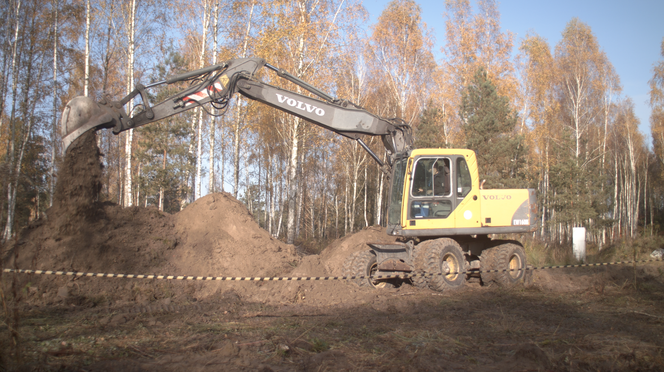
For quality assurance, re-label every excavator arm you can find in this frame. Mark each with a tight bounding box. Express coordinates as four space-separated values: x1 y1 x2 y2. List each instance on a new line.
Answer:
61 57 413 168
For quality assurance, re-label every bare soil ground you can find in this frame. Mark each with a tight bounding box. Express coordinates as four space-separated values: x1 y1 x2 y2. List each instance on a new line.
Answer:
2 132 664 371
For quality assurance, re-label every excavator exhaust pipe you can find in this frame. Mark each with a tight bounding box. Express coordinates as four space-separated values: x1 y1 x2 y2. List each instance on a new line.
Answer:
61 96 117 152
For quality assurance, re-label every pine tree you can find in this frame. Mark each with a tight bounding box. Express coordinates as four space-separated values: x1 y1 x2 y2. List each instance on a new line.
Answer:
414 101 447 149
135 51 195 212
459 66 526 188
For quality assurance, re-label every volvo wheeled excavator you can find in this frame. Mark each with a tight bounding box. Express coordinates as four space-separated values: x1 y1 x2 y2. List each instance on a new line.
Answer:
61 57 536 291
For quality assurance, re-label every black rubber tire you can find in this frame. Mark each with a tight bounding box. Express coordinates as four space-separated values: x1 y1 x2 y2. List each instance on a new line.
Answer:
425 238 466 292
341 251 362 280
349 249 392 288
480 247 499 285
411 242 430 288
481 243 527 287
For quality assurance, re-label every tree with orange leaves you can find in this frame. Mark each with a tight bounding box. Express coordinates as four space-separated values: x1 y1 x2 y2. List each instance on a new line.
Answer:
443 0 516 97
649 38 664 231
442 0 517 145
366 0 435 125
651 38 664 167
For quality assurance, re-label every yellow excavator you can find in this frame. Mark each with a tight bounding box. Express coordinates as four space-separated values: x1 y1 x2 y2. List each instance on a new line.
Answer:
61 58 536 291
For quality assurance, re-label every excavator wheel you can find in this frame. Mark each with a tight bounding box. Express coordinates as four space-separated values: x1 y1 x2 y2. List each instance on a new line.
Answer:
425 238 466 292
341 251 362 281
481 243 527 287
348 249 394 288
410 241 432 288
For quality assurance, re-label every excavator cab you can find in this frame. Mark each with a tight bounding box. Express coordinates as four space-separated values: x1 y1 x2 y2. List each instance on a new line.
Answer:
386 148 535 238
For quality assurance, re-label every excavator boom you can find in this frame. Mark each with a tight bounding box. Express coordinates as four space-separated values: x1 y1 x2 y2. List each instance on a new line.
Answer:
61 57 412 167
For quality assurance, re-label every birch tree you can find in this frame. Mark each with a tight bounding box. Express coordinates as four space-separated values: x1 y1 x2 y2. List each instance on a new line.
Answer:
443 0 516 101
2 0 24 241
367 0 435 124
2 0 52 240
231 0 257 198
208 0 219 194
518 33 556 238
50 0 59 208
651 38 664 168
555 18 608 166
194 0 211 200
84 0 90 96
258 0 361 244
123 0 137 207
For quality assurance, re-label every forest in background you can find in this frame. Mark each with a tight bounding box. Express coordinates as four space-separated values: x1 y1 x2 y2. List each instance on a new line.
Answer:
0 0 663 251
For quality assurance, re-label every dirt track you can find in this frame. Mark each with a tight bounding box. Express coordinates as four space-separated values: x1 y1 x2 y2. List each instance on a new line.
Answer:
2 131 664 371
3 267 664 372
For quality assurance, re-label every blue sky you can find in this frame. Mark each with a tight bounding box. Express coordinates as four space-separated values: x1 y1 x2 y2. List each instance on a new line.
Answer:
362 0 664 147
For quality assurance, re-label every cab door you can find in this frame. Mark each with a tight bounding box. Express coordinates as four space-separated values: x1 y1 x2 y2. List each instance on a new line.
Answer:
452 156 480 229
406 156 456 229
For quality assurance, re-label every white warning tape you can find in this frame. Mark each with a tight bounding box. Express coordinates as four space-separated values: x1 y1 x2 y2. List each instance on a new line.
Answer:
2 258 661 281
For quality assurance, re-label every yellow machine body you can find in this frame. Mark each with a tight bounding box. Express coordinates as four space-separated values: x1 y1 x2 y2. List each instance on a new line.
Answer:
390 149 536 238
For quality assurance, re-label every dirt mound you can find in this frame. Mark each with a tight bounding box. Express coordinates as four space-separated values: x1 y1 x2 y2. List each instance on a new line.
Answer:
318 226 397 275
172 192 297 278
3 132 305 306
3 132 398 308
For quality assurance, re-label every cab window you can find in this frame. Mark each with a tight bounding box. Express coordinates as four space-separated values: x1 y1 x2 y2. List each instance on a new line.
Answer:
456 157 472 198
409 157 452 219
411 158 451 197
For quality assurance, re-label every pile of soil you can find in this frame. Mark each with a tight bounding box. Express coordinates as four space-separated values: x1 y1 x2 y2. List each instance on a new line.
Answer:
2 132 399 307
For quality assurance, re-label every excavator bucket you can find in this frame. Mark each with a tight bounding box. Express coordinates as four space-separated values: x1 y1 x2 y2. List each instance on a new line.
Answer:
61 96 117 152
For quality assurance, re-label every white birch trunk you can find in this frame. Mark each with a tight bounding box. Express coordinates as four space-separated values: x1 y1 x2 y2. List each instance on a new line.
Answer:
286 117 300 243
264 152 270 231
334 194 338 238
295 151 304 240
4 40 45 241
220 118 225 192
124 0 137 207
344 178 348 235
231 1 255 198
2 0 23 241
49 0 58 207
195 0 210 200
350 164 357 232
136 163 141 204
208 0 219 194
276 176 284 238
268 153 275 234
5 116 37 240
311 185 315 239
644 158 648 235
233 105 242 197
195 107 204 199
613 153 619 240
159 149 165 211
84 0 90 97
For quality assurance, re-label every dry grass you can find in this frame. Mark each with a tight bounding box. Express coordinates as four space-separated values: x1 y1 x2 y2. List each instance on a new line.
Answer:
521 235 664 267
